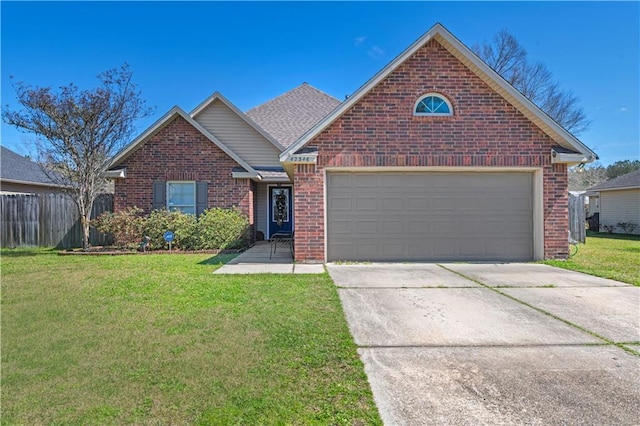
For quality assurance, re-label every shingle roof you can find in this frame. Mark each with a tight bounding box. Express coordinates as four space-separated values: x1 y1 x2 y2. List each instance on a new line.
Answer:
588 169 640 191
232 166 289 180
0 146 59 185
551 145 581 154
246 83 341 148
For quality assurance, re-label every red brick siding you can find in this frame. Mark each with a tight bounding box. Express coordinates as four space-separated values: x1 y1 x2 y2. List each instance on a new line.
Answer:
114 115 254 224
294 39 568 262
293 163 325 261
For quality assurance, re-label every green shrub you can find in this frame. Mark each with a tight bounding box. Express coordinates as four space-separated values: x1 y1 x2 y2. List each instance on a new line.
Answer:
197 207 249 250
93 207 249 251
92 207 145 249
144 209 198 250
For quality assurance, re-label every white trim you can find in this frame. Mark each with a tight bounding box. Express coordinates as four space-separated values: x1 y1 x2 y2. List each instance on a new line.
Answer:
108 106 259 177
259 176 292 183
323 168 328 262
232 171 260 179
232 171 293 182
533 169 544 261
266 184 294 239
413 93 453 116
551 149 594 165
323 165 541 172
190 91 286 152
323 166 543 262
102 169 126 179
592 186 640 192
281 23 597 163
287 152 318 164
0 178 70 189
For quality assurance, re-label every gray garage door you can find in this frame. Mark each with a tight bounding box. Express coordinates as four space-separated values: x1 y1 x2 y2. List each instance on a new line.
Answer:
326 172 533 262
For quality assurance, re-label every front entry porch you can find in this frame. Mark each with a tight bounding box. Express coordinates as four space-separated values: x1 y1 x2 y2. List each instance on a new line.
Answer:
213 242 323 274
255 182 294 241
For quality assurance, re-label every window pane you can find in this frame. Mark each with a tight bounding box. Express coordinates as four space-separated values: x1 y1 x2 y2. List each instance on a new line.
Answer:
167 182 195 215
168 183 195 205
272 188 289 222
433 99 450 113
426 96 436 112
415 95 451 115
169 205 195 215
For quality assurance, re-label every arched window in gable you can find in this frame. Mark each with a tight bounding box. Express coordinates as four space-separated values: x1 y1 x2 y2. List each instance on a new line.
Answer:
414 93 453 116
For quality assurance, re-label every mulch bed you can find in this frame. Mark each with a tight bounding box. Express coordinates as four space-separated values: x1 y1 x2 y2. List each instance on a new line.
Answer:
58 247 244 256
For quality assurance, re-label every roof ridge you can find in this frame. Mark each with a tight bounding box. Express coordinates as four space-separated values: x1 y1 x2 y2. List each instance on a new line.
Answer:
589 168 640 191
246 82 340 114
244 83 341 148
297 82 342 104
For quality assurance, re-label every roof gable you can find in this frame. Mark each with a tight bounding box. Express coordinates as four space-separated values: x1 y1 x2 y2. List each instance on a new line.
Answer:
589 169 640 191
280 23 597 162
108 106 258 177
191 92 284 152
191 94 283 167
247 83 341 148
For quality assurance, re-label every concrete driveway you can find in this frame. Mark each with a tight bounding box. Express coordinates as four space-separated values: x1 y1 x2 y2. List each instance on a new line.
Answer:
327 263 640 425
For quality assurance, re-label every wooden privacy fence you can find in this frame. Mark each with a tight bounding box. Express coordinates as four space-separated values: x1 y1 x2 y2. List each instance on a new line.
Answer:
568 193 586 243
0 193 113 248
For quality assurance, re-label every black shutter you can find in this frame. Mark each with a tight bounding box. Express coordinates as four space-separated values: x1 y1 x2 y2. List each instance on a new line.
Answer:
152 181 166 210
196 182 208 216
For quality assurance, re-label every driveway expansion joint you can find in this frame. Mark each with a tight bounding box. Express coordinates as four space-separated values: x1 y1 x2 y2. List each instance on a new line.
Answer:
335 285 480 289
436 264 619 347
329 263 640 425
356 343 615 350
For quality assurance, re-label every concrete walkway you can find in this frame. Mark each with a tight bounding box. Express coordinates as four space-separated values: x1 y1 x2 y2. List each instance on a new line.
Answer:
214 241 324 274
328 263 640 425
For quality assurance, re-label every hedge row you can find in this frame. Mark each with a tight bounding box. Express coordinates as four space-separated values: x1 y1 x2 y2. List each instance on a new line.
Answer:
92 207 250 251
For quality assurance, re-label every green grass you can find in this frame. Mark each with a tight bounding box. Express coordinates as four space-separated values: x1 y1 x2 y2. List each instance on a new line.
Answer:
0 249 381 425
543 231 640 286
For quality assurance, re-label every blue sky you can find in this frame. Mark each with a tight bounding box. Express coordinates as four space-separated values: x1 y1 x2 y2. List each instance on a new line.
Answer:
2 1 638 166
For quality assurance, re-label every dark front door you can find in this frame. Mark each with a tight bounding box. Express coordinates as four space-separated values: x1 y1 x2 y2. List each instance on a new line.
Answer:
268 186 293 238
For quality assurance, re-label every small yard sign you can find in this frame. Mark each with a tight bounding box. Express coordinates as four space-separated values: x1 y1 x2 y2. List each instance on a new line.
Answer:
164 230 175 251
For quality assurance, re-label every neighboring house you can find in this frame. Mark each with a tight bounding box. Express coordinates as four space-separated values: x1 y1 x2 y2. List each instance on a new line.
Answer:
0 146 67 194
107 23 597 262
587 191 600 215
587 169 640 234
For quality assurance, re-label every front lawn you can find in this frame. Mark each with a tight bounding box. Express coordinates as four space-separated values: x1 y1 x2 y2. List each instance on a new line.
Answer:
543 231 640 286
1 250 381 424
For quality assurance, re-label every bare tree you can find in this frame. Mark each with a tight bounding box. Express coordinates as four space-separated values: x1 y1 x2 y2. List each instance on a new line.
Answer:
568 162 607 191
3 64 153 249
473 29 591 135
568 160 640 191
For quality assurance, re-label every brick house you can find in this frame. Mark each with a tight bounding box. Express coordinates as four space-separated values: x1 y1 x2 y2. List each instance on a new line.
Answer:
107 23 597 262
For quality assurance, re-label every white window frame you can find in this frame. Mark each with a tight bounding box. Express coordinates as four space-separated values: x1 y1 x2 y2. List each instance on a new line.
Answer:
166 181 196 214
413 93 454 116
